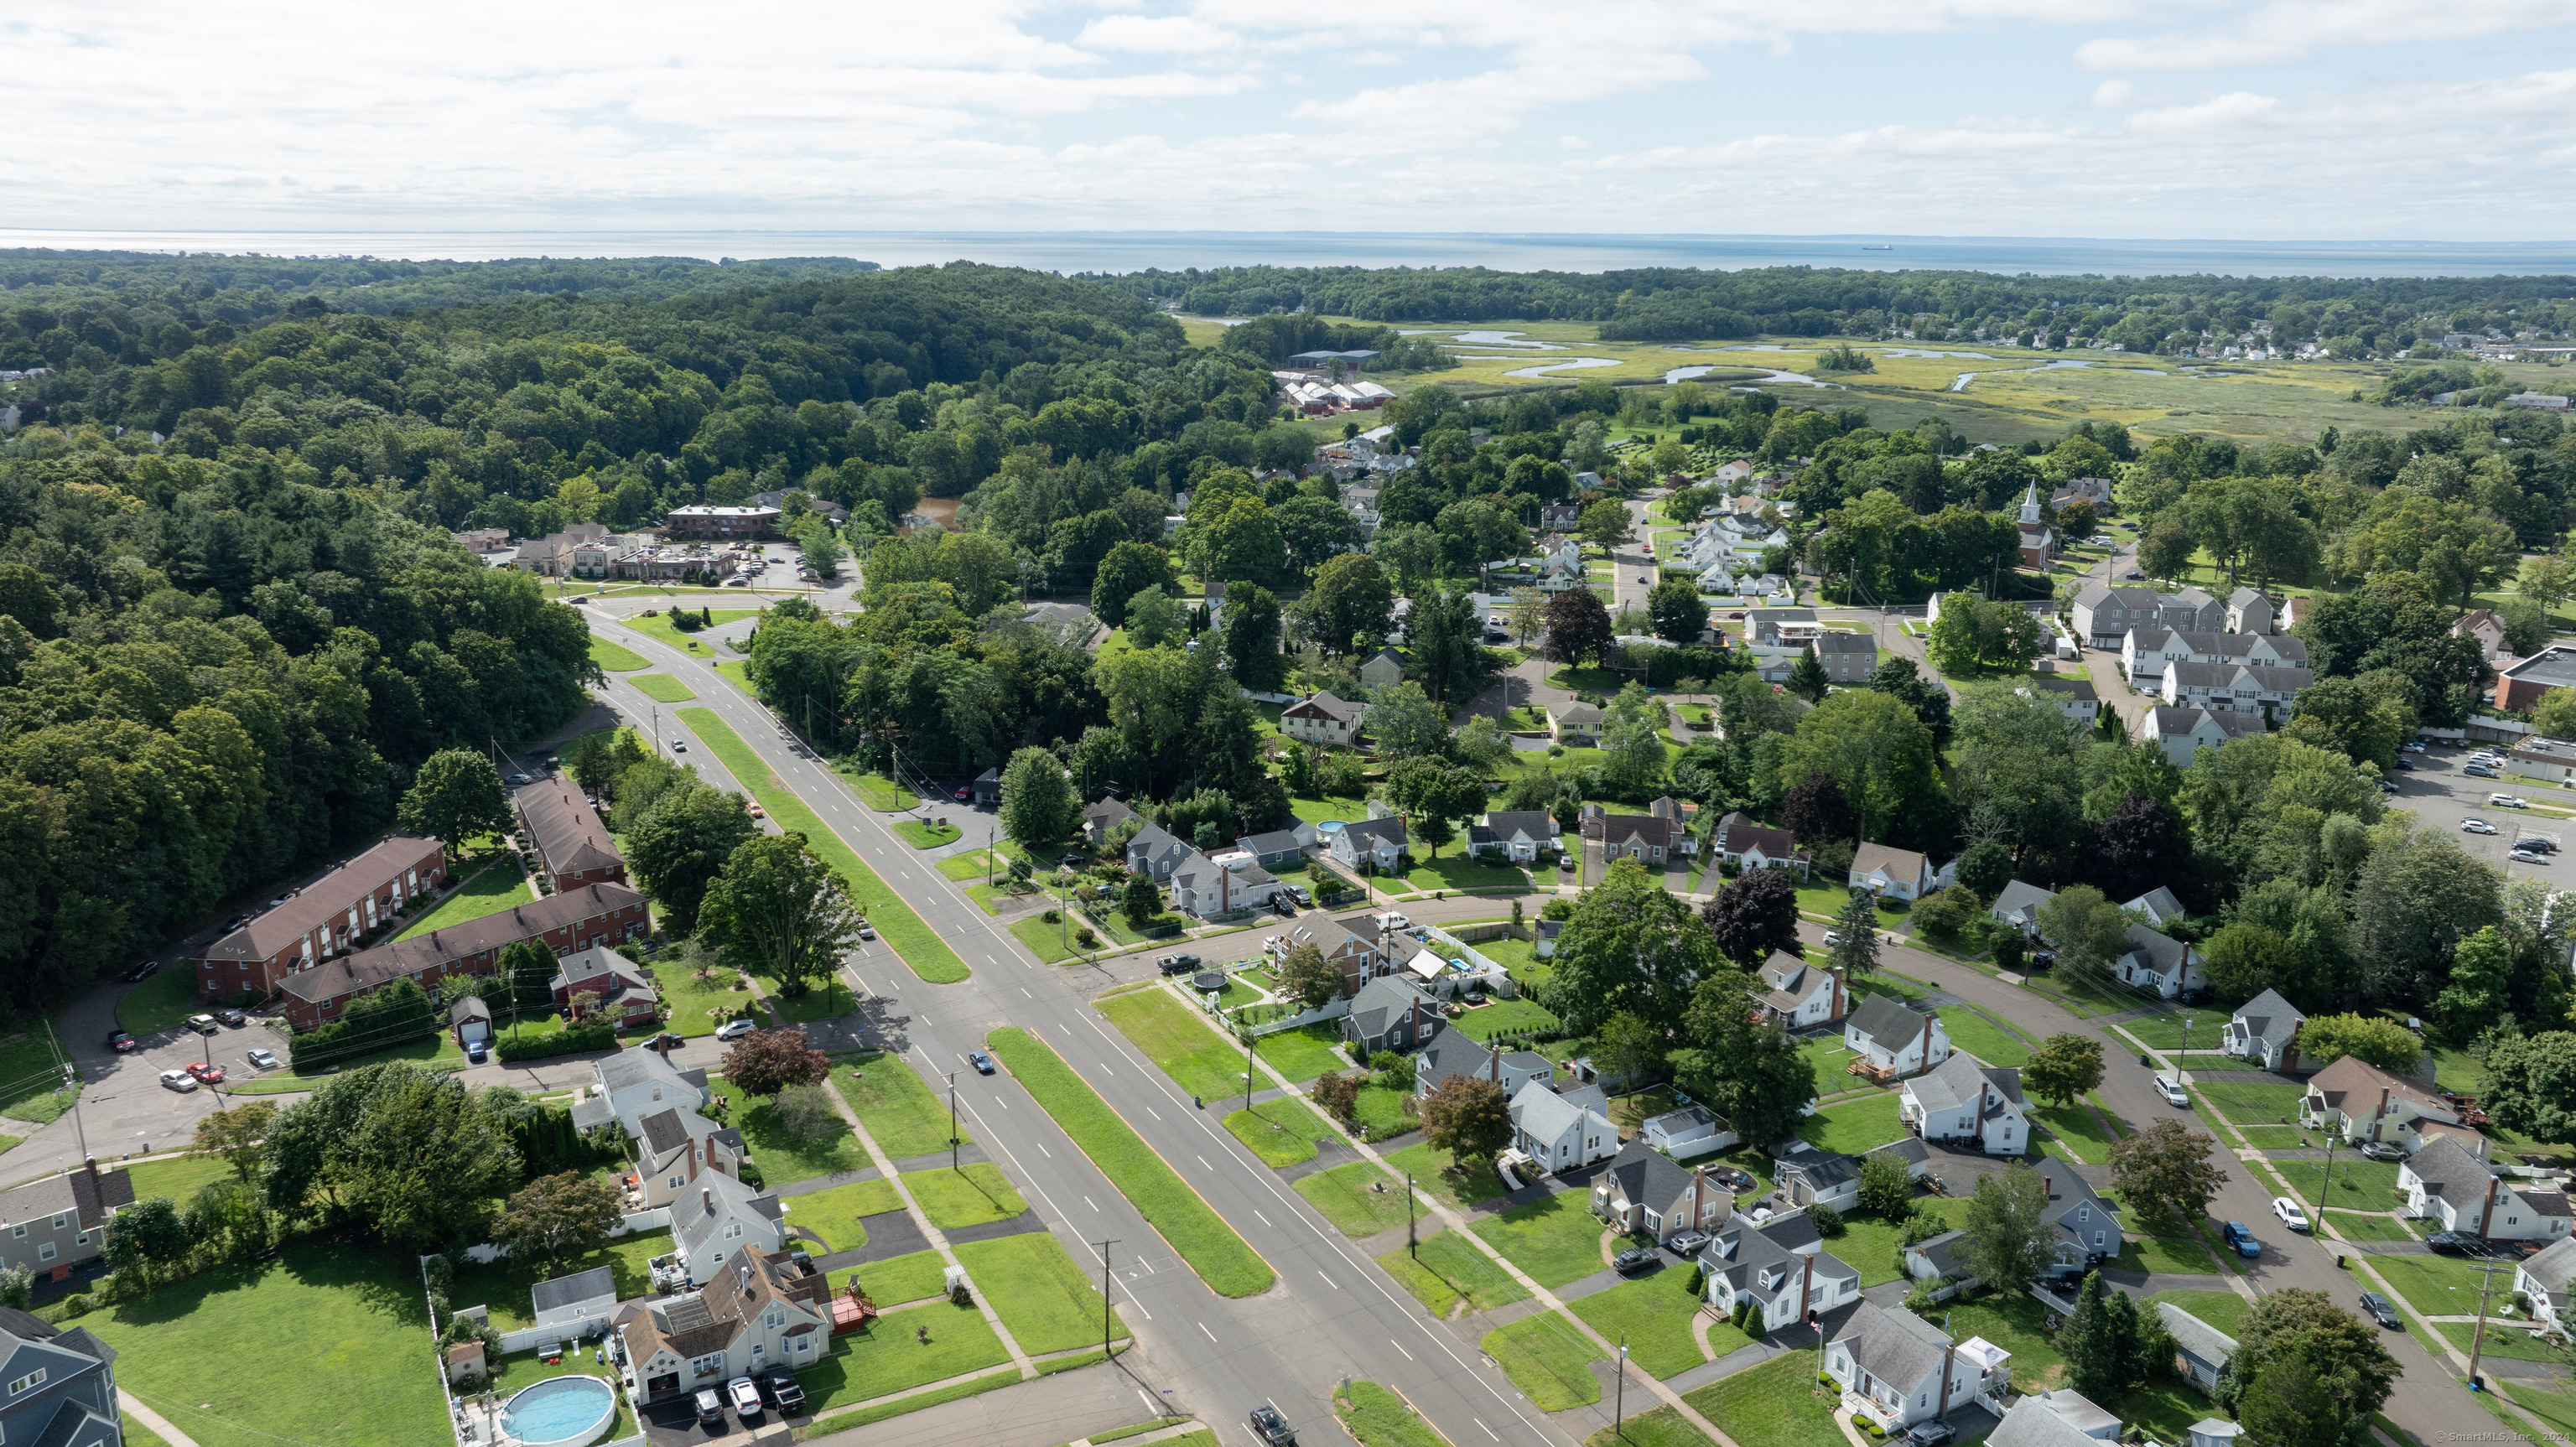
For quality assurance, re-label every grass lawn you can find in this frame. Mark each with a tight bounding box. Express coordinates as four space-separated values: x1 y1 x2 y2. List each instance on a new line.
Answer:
1097 988 1248 1101
2117 1231 2220 1275
836 1248 951 1309
2438 1320 2564 1363
904 1164 1027 1228
843 769 922 812
1939 1007 2032 1068
1405 855 1530 892
126 1153 245 1206
1685 1349 1846 1447
122 1414 174 1447
1008 915 1083 964
394 855 531 941
2033 1102 2117 1166
116 967 203 1034
627 672 696 702
2195 1080 2309 1132
1450 998 1562 1043
1476 935 1554 995
800 1299 1011 1415
785 1178 906 1253
1378 1231 1530 1317
677 708 970 984
1933 1293 2070 1393
1483 1310 1606 1410
622 609 759 651
986 1027 1272 1297
1254 1024 1346 1082
221 1027 468 1096
938 848 1007 882
587 635 650 671
764 976 858 1025
843 1051 967 1159
2272 1155 2402 1209
2323 1210 2419 1242
1592 1407 1721 1447
1796 1093 1905 1155
1817 1211 1916 1288
2121 1008 2234 1050
1383 1141 1511 1212
2370 1253 2504 1319
1296 1160 1415 1237
1337 1381 1451 1447
713 1074 873 1184
894 819 962 849
1567 1275 1722 1379
1472 1192 1610 1289
1350 1083 1418 1141
2146 1289 2248 1337
1223 1099 1337 1168
652 965 756 1038
90 1245 446 1447
953 1233 1125 1354
1290 796 1377 826
447 1230 678 1330
1799 1035 1859 1089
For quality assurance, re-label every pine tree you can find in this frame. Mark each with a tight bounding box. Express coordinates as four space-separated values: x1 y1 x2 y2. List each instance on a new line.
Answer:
1786 644 1831 703
1829 890 1881 979
2057 1271 2126 1404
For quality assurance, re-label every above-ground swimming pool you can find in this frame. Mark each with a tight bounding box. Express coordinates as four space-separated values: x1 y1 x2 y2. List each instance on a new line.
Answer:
1316 820 1345 834
500 1374 617 1447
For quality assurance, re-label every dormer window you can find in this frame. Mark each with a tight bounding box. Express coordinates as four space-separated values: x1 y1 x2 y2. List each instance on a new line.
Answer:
8 1367 44 1394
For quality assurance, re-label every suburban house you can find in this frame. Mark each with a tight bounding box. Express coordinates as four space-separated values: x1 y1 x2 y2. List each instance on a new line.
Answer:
1233 825 1318 869
550 944 661 1027
1901 1229 1974 1294
1415 1038 1553 1098
1329 816 1409 873
1081 796 1137 845
1467 811 1559 864
1774 1138 1931 1210
1705 1215 1862 1334
2143 704 2271 765
532 1264 618 1338
2455 609 2512 661
631 1102 749 1211
1757 952 1846 1029
2225 989 2308 1072
2158 1301 2237 1393
2516 1237 2576 1329
1168 850 1282 918
1850 843 1935 900
2160 661 2314 717
1273 915 1396 998
2022 676 2101 723
1711 812 1809 877
1124 823 1198 882
1592 1143 1735 1243
670 1172 789 1285
2126 887 2187 929
1990 1391 2124 1447
2072 583 2226 649
1280 692 1367 747
576 1041 710 1138
1827 1302 2004 1432
2398 1136 2573 1239
1508 1080 1620 1175
2225 587 2277 635
1549 702 1605 746
1900 1054 2028 1155
1643 1105 1734 1158
1358 648 1409 689
517 780 629 893
1586 812 1673 864
1746 609 1820 647
0 1162 133 1283
0 1307 126 1447
2033 1155 2122 1278
1989 880 2055 937
277 883 651 1031
2302 1056 2477 1157
1342 976 1443 1055
2113 922 2205 998
197 833 449 998
1845 994 1951 1079
618 1249 834 1404
1815 630 1878 682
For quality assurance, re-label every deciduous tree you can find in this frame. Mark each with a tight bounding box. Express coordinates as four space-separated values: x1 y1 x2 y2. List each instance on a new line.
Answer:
1219 582 1288 693
625 784 760 936
2232 1289 2402 1429
1302 552 1395 656
398 749 512 850
105 1195 193 1289
1545 587 1615 669
1277 942 1344 1011
2108 1118 2228 1225
723 1027 834 1097
2036 884 2128 983
1674 980 1816 1153
1647 578 1708 645
698 834 867 999
2021 1034 2104 1109
1545 861 1723 1035
1961 1161 2050 1297
491 1170 624 1277
1000 746 1078 848
190 1102 278 1183
1422 1075 1514 1166
1701 869 1802 971
2293 1011 2423 1074
1857 1152 1915 1221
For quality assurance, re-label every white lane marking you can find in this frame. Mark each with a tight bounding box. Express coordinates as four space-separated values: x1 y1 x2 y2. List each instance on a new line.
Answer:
1391 1339 1414 1361
1254 1211 1272 1228
1084 1195 1097 1211
1021 988 1032 998
1197 1156 1213 1170
1145 1107 1161 1122
1318 1270 1337 1290
1197 1321 1217 1343
1474 1419 1498 1441
1037 1142 1051 1158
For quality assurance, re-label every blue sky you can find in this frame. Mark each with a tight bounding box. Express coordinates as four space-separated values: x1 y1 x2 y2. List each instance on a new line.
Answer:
5 0 2574 238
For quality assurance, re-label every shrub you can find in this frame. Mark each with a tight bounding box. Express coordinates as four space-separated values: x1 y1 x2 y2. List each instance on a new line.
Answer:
1075 927 1098 949
496 1018 620 1062
1809 1204 1844 1237
1042 909 1061 924
58 1294 90 1319
289 978 438 1072
1904 1283 1939 1311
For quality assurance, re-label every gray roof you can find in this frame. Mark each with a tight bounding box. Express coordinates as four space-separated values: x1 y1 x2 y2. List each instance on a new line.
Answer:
2156 1301 2238 1367
1415 1036 1509 1092
2119 922 2192 978
1832 1301 1954 1393
1991 879 2056 927
1348 976 1437 1042
532 1265 617 1320
1512 1081 1613 1146
1992 1394 2118 1447
2521 1236 2576 1294
1907 1228 1967 1278
600 1043 701 1097
2126 886 2185 920
2025 676 2098 701
1815 631 1875 654
1647 1105 1718 1138
1710 1212 1841 1294
1340 816 1409 848
2407 1135 2497 1211
1600 1138 1694 1211
1909 1053 2023 1113
1846 993 1929 1050
674 1170 782 1258
1236 828 1308 857
447 995 492 1024
1483 811 1558 841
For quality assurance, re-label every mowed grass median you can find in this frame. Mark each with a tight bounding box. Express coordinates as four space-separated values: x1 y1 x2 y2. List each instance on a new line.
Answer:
984 1027 1273 1298
675 708 969 984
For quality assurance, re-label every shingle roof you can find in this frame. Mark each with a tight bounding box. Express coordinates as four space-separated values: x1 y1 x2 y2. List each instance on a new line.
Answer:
1647 1105 1718 1139
1341 817 1408 848
1851 843 1929 883
674 1170 780 1258
2308 1055 2449 1118
1833 1301 1953 1393
1715 812 1801 861
1348 976 1436 1041
1237 828 1308 857
2405 1135 2497 1211
1512 1081 1613 1146
2119 922 2192 979
1909 1053 2000 1114
519 781 624 878
1991 880 2056 927
1992 1394 2118 1447
1285 691 1363 722
2521 1236 2576 1294
1483 812 1557 841
1907 1228 1967 1278
200 834 444 965
2157 1301 2238 1367
278 883 647 1005
1815 631 1874 654
2126 886 2185 920
1553 703 1604 725
532 1265 617 1319
2230 988 2304 1048
1846 993 1929 1049
1600 1138 1693 1211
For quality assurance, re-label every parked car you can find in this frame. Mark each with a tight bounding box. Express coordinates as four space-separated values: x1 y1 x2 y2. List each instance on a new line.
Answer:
2466 764 2501 779
2125 569 2148 580
2427 1232 2483 1256
1057 852 1085 867
1249 1404 1299 1447
693 1388 726 1428
2155 1076 2189 1107
715 1019 758 1042
220 915 247 934
969 1050 995 1075
106 1031 139 1054
1158 953 1203 976
2511 849 2551 865
2527 838 2560 853
1907 1424 1955 1447
728 1377 764 1418
2358 1140 2405 1161
2378 780 2400 793
2394 758 2415 770
759 1369 806 1413
1665 1230 1713 1258
953 785 973 801
506 772 532 786
124 959 162 983
2463 818 2500 836
186 1061 226 1085
1612 1246 1661 1275
2359 1291 2401 1329
2403 740 2428 752
159 1069 199 1093
185 1014 220 1035
2220 1221 2262 1258
247 1047 278 1071
857 922 875 941
2490 793 2530 809
215 1008 247 1027
2272 1196 2310 1232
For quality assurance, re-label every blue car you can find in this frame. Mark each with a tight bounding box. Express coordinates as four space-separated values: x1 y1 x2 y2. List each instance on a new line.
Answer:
2221 1221 2262 1258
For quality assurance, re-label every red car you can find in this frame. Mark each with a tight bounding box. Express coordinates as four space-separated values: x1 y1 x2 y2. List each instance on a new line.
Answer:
184 1061 225 1085
106 1031 140 1054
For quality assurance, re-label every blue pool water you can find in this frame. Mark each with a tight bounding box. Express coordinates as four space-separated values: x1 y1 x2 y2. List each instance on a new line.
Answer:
1316 820 1345 834
501 1375 616 1447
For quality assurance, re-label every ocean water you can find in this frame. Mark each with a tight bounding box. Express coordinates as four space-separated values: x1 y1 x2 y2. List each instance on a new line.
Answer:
5 228 2575 279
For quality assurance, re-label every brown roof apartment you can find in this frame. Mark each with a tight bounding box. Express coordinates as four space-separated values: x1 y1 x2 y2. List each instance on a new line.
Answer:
197 835 448 998
278 883 648 1030
517 781 627 892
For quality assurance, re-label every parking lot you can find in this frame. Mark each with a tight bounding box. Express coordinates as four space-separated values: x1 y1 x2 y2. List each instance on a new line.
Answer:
2382 742 2568 880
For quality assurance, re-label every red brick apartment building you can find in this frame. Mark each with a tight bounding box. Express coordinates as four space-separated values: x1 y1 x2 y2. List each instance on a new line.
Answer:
198 835 447 998
277 884 648 1030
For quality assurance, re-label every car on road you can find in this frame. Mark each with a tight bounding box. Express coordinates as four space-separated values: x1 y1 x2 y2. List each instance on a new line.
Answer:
220 915 247 934
748 804 766 818
106 1031 139 1054
1665 1230 1713 1257
1822 931 1844 947
758 1369 805 1413
2125 569 2148 580
1249 1404 1299 1447
2359 1141 2405 1161
186 1061 226 1085
124 960 161 983
671 740 687 753
159 1069 199 1092
247 1047 278 1071
1374 912 1411 932
215 1007 246 1027
1612 1246 1661 1275
1157 953 1203 975
2155 1076 2189 1107
1637 575 1650 584
693 1388 726 1428
2511 849 2552 865
857 922 875 941
185 1014 221 1035
2464 818 2500 835
506 772 532 786
969 1050 995 1075
2359 1291 2401 1329
2272 1196 2310 1232
727 1377 764 1418
2220 1221 2262 1258
715 1019 758 1042
266 896 286 910
2490 794 2531 809
1907 1423 1955 1447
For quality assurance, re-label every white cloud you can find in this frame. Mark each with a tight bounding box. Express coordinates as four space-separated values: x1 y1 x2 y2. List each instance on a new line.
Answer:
2090 79 2133 107
2076 0 2568 70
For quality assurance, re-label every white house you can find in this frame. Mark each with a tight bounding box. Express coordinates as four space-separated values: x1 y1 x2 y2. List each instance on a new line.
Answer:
1703 1212 1862 1332
1989 880 2055 937
1125 822 1198 882
1773 1138 1930 1211
2125 887 2187 929
2162 661 2313 717
670 1172 789 1286
1850 843 1935 900
1901 1229 1976 1295
1990 1391 2124 1447
1757 952 1846 1029
1593 1142 1735 1244
2516 1236 2576 1330
1711 812 1810 877
633 1106 748 1211
2158 1302 2237 1393
1900 1053 2028 1155
1643 1105 1734 1158
1467 811 1560 864
2303 1056 2477 1158
1170 851 1284 917
1280 692 1366 747
1415 1037 1553 1098
2399 1135 2573 1239
2113 922 2205 998
1509 1080 1620 1175
2143 705 2269 765
619 1249 833 1406
1845 994 1951 1079
1330 816 1408 872
2225 988 2308 1072
575 1044 709 1139
1827 1303 2004 1434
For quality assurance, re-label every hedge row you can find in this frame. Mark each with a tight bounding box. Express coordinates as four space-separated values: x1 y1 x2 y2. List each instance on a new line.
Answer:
495 1018 619 1062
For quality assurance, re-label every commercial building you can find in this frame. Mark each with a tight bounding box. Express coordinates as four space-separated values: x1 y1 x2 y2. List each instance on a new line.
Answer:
665 505 782 541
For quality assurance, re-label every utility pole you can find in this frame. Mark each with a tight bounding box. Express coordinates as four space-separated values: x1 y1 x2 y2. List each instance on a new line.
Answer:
2469 1259 2505 1388
1613 1334 1628 1438
944 1071 961 1173
1406 1172 1416 1258
1095 1238 1121 1359
1241 1027 1255 1115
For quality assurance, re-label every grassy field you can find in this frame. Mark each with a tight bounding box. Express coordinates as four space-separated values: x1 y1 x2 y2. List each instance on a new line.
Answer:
986 1027 1272 1297
1568 1275 1727 1379
841 767 922 812
800 1298 1011 1415
1592 1407 1721 1447
1685 1349 1844 1447
835 1248 951 1309
676 708 970 984
1472 1191 1611 1289
653 964 756 1038
712 1073 873 1184
904 1163 1026 1228
894 819 962 848
90 1245 448 1447
1939 1007 2032 1068
2368 1252 2505 1319
626 672 696 702
1097 988 1248 1100
1295 1159 1414 1237
1349 1083 1417 1140
588 635 650 671
2121 1008 2234 1050
621 609 758 654
2322 1210 2419 1242
1382 1141 1511 1213
786 1178 906 1253
449 1230 673 1329
1377 1231 1530 1318
1337 1381 1451 1447
1797 1092 1906 1155
2033 1102 2118 1165
1449 998 1562 1043
116 968 203 1034
394 855 531 941
953 1233 1125 1355
843 1051 965 1159
2272 1155 2402 1209
122 1153 248 1206
1405 855 1531 892
1253 1024 1346 1082
222 1028 467 1096
1483 1310 1606 1409
2195 1079 2309 1132
1223 1099 1337 1167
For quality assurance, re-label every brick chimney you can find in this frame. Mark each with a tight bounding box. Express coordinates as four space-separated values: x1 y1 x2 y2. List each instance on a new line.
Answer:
1936 1344 1955 1422
1831 967 1846 1020
2483 1175 2500 1236
2282 1020 2301 1076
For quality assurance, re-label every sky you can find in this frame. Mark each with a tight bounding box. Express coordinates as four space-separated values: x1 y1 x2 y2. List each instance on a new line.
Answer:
6 0 2576 241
